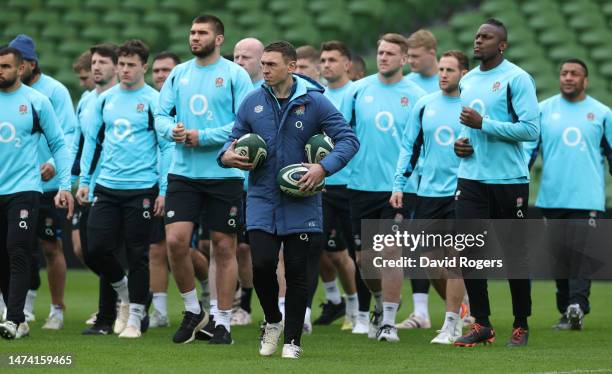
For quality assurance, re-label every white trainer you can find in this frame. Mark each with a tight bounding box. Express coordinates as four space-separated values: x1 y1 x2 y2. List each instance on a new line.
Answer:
396 313 431 329
281 340 302 359
113 303 129 335
0 300 6 322
352 314 369 334
376 324 399 342
341 315 354 331
16 321 29 339
0 320 17 339
259 322 283 356
42 314 64 330
431 316 463 344
149 310 170 328
431 329 455 344
231 307 252 326
118 324 141 338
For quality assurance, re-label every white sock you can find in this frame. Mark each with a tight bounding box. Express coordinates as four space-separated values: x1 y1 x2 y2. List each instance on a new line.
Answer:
413 293 429 318
346 293 358 317
127 303 145 329
373 291 383 314
358 311 369 322
442 311 460 331
152 292 167 316
323 280 342 305
210 299 218 318
181 289 201 315
111 277 129 304
0 293 6 308
382 302 399 326
278 297 285 319
24 290 37 314
215 309 231 331
49 304 63 319
304 307 311 324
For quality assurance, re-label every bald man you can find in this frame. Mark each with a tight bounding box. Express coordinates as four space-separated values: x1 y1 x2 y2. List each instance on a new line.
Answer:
234 38 264 87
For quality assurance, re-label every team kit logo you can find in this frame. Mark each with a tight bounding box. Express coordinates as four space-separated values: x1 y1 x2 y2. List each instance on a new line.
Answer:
400 96 409 107
19 104 28 115
136 103 145 112
215 77 224 87
587 112 595 121
294 105 305 116
492 81 501 92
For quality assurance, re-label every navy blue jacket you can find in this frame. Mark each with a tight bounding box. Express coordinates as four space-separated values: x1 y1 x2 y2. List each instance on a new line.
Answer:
218 75 359 235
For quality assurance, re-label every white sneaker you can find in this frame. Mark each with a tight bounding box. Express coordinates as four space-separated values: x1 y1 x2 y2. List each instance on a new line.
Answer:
396 313 431 329
113 303 129 335
368 312 382 339
0 320 17 339
42 314 64 330
430 328 459 344
281 340 302 359
85 312 97 326
0 302 6 322
302 320 312 335
149 310 170 328
352 314 369 334
376 324 399 342
24 309 35 322
231 307 252 326
16 321 29 339
118 324 141 338
259 322 283 356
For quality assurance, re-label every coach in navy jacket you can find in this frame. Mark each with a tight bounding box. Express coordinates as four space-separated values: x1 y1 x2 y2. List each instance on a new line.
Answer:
217 74 358 236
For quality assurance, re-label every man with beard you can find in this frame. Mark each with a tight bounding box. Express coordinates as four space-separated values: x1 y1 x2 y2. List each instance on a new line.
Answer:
346 34 425 341
155 14 253 345
525 59 612 331
8 34 77 331
0 46 73 340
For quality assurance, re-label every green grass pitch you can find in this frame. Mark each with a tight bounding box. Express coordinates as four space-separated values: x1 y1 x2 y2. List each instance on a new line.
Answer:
3 270 612 373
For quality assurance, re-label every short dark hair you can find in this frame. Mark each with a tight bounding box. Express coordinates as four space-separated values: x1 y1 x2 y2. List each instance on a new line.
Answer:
264 41 297 62
0 47 23 65
90 43 118 65
484 18 507 41
118 39 149 64
153 51 181 66
561 58 588 77
193 14 224 36
441 50 470 71
296 45 319 62
320 40 351 60
351 55 366 72
73 50 91 73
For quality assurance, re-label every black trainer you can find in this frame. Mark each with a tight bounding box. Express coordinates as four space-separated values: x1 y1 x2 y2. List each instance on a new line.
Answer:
454 323 496 347
172 308 208 344
506 327 529 347
82 318 113 335
553 315 571 330
313 299 346 325
209 324 233 344
195 315 215 341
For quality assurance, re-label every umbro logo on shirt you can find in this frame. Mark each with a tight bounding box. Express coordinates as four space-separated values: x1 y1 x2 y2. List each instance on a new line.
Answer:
180 78 189 85
364 95 374 103
19 104 27 115
254 105 263 113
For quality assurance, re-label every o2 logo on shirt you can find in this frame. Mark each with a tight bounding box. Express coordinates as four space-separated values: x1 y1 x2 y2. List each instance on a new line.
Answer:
189 94 214 120
374 111 398 137
0 122 22 148
562 127 586 151
113 119 135 142
469 99 486 116
433 125 456 146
